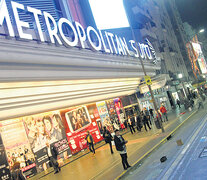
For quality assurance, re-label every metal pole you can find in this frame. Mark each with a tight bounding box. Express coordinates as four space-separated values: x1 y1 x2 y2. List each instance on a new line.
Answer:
128 25 165 133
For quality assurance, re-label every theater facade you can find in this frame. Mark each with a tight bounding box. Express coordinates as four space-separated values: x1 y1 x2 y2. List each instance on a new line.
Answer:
0 0 160 178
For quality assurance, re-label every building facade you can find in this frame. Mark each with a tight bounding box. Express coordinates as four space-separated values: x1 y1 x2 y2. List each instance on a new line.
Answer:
0 0 160 178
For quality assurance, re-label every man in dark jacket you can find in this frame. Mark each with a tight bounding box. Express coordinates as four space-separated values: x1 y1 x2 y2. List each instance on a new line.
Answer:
114 130 131 170
103 127 114 154
46 142 61 174
143 114 151 131
149 108 154 118
85 131 95 155
144 108 152 125
136 114 142 131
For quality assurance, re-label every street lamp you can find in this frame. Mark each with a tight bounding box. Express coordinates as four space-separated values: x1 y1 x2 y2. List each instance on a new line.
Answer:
199 29 205 33
177 73 187 98
178 73 183 79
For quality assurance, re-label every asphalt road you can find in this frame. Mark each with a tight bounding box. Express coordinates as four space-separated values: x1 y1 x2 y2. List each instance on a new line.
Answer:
122 105 207 180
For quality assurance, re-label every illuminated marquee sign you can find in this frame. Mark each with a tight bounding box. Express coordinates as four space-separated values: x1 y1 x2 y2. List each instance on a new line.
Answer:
0 0 156 61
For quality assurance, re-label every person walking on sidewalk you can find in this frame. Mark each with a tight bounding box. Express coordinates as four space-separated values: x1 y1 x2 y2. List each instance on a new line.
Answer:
114 129 131 170
46 142 61 174
149 107 154 118
176 99 181 108
127 115 136 134
142 114 151 131
160 105 168 121
136 114 142 131
103 127 114 154
198 96 204 109
155 111 163 122
85 131 95 155
144 108 152 125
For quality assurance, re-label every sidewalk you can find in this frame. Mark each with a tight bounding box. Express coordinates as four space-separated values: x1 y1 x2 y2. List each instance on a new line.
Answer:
121 103 207 180
31 106 196 180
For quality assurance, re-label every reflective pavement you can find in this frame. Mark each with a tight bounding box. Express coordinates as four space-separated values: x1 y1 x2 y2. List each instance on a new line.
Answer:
31 106 197 180
122 103 207 180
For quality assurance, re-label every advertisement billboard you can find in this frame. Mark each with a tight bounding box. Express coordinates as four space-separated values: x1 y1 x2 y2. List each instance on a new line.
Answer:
192 42 207 74
105 100 120 130
0 134 11 180
89 0 130 30
86 104 104 136
23 112 71 172
96 101 114 132
114 98 125 124
0 119 37 178
60 105 102 154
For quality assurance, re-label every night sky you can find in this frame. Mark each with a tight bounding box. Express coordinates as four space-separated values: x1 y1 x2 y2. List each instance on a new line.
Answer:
175 0 207 31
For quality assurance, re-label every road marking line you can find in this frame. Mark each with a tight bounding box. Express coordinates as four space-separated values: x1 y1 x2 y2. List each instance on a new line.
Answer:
161 114 207 180
114 111 197 180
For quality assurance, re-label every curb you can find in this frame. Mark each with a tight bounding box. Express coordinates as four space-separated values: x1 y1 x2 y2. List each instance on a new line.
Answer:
115 110 198 180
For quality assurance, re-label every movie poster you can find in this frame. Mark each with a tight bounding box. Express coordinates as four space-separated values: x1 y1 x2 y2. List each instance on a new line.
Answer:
96 101 113 132
86 103 104 137
0 134 11 180
60 105 102 154
105 100 118 121
105 100 120 130
114 98 125 125
0 119 37 178
23 112 71 172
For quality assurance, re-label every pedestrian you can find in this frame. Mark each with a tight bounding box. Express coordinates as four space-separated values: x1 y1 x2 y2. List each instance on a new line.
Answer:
142 114 151 131
114 129 131 170
136 114 142 131
85 130 95 155
190 98 194 108
46 142 60 174
103 127 114 154
11 162 26 180
123 119 128 130
144 108 152 125
149 107 154 118
160 105 168 121
198 97 204 109
155 111 163 122
176 99 181 108
127 115 136 134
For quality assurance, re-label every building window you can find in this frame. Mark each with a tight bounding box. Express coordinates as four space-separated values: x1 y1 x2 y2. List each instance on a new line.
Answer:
6 0 65 30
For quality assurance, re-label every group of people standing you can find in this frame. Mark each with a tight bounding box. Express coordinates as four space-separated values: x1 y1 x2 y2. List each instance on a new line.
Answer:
124 106 159 134
83 105 169 171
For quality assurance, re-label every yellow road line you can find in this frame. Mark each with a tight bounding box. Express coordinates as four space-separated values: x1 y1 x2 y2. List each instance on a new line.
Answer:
114 111 197 180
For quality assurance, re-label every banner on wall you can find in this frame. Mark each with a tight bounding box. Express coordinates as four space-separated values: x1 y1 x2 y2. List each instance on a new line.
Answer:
23 112 71 172
105 100 119 121
105 100 120 130
0 119 37 178
86 104 104 135
114 98 125 124
0 134 11 180
96 101 114 132
60 105 102 154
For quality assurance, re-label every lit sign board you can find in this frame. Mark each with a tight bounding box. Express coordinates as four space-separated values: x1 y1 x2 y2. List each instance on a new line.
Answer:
192 42 207 74
0 0 156 61
89 0 130 30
